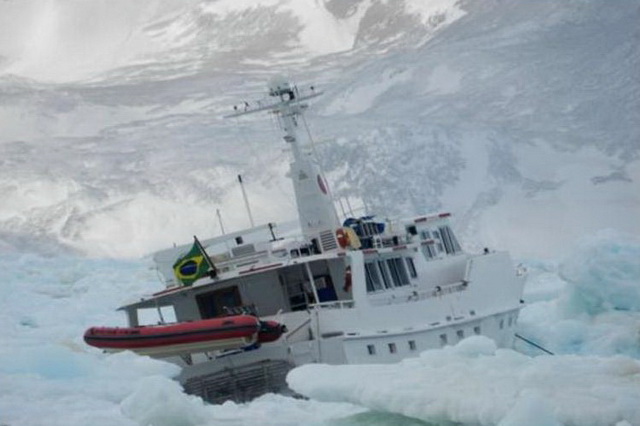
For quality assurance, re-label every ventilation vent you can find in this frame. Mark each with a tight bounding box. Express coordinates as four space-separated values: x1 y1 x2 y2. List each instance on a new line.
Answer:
319 230 338 252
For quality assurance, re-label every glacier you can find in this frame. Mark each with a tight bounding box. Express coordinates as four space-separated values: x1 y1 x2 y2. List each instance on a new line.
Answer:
0 0 637 259
1 0 639 425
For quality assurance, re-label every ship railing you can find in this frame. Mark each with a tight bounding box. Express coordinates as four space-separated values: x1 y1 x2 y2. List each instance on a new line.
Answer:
284 318 312 342
211 236 319 274
409 281 468 302
312 300 355 310
215 250 268 269
222 304 258 317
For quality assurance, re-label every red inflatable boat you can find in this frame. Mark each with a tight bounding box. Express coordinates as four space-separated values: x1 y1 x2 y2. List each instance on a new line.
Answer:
84 315 285 357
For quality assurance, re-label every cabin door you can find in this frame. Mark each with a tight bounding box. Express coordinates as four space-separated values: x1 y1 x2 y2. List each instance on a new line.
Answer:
315 275 337 303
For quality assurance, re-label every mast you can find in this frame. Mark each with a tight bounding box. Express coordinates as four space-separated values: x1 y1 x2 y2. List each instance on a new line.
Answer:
226 77 340 248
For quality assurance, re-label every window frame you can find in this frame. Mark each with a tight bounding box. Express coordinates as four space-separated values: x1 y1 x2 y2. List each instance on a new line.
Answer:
364 262 384 292
405 257 417 278
387 257 410 286
377 260 393 289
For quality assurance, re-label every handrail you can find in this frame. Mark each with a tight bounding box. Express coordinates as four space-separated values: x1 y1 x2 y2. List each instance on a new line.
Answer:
285 318 312 341
312 300 355 310
409 281 468 302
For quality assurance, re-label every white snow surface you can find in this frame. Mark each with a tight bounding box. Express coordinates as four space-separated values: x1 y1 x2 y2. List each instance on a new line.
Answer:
288 339 640 426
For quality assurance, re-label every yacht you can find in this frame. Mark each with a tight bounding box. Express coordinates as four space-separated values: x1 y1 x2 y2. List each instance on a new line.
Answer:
99 78 526 403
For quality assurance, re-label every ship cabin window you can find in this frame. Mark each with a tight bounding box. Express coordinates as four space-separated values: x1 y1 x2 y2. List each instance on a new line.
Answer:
432 230 445 253
421 229 438 259
377 260 393 289
299 245 312 256
439 225 462 254
388 343 397 354
364 263 383 292
137 306 177 326
499 318 505 329
474 326 481 335
366 257 413 292
197 286 242 319
439 334 448 347
456 330 465 341
386 258 410 286
367 344 376 355
508 316 513 327
405 257 418 279
408 340 417 351
422 243 437 259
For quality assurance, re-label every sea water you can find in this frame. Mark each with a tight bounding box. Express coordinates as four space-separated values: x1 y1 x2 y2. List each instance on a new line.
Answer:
1 231 639 426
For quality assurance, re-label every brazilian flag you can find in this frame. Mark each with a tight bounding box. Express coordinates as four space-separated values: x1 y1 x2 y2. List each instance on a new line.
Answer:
173 236 215 286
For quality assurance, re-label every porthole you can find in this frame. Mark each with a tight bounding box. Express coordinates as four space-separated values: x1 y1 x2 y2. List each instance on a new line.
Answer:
439 334 448 346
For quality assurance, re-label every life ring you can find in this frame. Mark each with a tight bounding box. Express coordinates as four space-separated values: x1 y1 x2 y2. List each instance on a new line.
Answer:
344 227 361 249
336 227 362 250
336 228 349 248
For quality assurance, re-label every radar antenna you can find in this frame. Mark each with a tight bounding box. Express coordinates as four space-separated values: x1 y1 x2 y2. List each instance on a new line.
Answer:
225 77 340 247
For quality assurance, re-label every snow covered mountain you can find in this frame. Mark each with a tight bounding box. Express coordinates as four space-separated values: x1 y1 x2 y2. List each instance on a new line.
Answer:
0 0 638 258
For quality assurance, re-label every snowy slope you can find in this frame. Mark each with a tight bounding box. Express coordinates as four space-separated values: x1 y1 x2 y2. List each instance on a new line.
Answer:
0 0 638 259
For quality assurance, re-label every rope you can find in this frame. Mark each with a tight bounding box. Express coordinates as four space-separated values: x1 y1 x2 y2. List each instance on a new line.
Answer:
515 333 554 355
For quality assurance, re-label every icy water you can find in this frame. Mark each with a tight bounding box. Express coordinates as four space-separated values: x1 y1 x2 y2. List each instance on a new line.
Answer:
1 231 639 426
